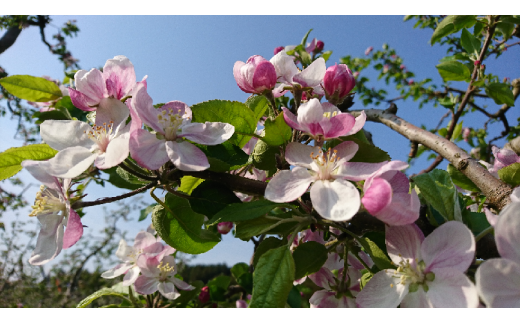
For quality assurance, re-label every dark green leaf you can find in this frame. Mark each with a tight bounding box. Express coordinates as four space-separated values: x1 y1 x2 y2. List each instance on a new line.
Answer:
485 82 515 106
496 22 515 40
0 75 63 102
208 200 293 225
436 61 471 82
196 141 250 172
498 163 520 186
190 181 242 217
300 28 313 47
286 286 302 308
245 95 269 122
292 241 328 279
462 211 491 236
33 110 70 124
262 114 292 146
460 29 481 55
55 96 87 121
171 280 203 308
237 273 253 294
356 236 394 271
208 275 231 302
0 144 58 181
235 213 296 240
250 246 295 308
103 167 142 191
253 237 285 268
231 263 250 280
447 164 480 192
251 139 278 174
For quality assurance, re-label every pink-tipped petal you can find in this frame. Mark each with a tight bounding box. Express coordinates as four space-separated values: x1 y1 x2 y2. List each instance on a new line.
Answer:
385 224 424 266
362 177 393 215
310 290 354 308
264 167 314 203
62 209 83 249
135 275 160 295
310 178 360 221
131 83 164 134
103 55 136 99
68 88 96 111
337 161 388 182
324 113 356 138
282 107 303 132
308 267 336 290
166 140 210 172
95 97 130 128
343 111 366 136
74 68 107 105
129 129 169 170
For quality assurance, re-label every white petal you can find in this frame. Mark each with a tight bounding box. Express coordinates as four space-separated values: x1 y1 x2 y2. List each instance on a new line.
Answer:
427 268 479 308
166 140 210 172
264 167 314 203
400 288 433 308
495 201 520 263
21 160 61 191
385 224 424 267
181 122 235 145
476 258 520 308
29 213 64 266
310 179 360 221
158 282 180 300
293 58 326 87
101 263 133 279
296 99 324 126
285 142 320 169
122 266 141 286
337 161 388 182
129 129 169 170
41 147 98 178
356 270 407 308
96 132 130 169
40 120 94 151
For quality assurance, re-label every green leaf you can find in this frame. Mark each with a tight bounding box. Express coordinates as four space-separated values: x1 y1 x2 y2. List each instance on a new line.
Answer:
253 237 285 268
103 167 142 191
235 213 296 241
286 286 302 308
0 75 63 102
76 288 129 308
0 144 58 181
152 194 220 254
245 95 269 122
500 15 520 25
485 82 515 106
292 241 328 279
462 211 491 236
496 22 515 40
231 262 254 294
447 164 480 192
196 141 250 172
55 96 88 121
33 110 70 124
436 61 471 82
300 28 313 47
360 271 373 290
431 15 477 45
452 121 464 140
325 134 390 163
413 169 462 222
250 246 295 308
356 236 394 271
321 51 332 62
191 100 257 148
208 200 293 225
250 139 278 174
262 114 292 146
208 275 231 302
231 262 250 280
498 163 520 186
178 176 204 195
139 203 157 221
460 28 481 56
190 181 242 218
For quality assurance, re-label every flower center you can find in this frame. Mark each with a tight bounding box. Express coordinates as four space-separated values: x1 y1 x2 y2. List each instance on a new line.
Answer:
85 121 114 153
310 148 340 180
29 185 66 217
323 111 338 119
157 261 175 281
388 258 435 293
157 109 189 141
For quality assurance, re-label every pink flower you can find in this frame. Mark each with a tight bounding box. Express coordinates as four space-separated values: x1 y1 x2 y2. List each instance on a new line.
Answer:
315 40 324 52
481 147 520 178
21 160 83 265
476 187 520 307
273 46 285 55
365 46 373 56
265 142 388 221
129 83 235 171
217 222 233 234
462 127 471 142
233 55 277 95
282 98 366 140
135 255 194 300
361 161 420 226
199 286 210 303
101 231 171 286
322 64 356 104
236 300 248 308
400 64 406 70
383 64 390 73
356 222 478 308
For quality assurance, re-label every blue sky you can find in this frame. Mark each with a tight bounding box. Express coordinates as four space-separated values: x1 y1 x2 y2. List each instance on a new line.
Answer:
1 15 519 269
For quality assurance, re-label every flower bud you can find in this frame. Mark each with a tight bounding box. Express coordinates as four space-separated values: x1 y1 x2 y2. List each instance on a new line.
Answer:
315 40 324 52
273 46 284 55
217 221 233 234
474 60 480 66
199 286 210 303
462 127 470 142
236 300 248 308
400 64 406 70
322 64 356 105
383 64 389 73
408 79 415 85
233 55 277 94
365 46 373 56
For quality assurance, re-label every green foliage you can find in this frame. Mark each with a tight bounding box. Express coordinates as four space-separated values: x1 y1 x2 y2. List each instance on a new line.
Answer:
250 139 278 174
292 241 328 279
191 100 257 148
196 141 250 172
0 75 63 102
77 288 130 308
430 15 476 45
436 61 471 82
485 82 515 106
178 176 204 195
235 212 297 240
245 95 269 121
171 280 204 308
447 164 480 192
208 200 293 225
181 264 231 284
231 263 253 294
250 246 295 308
498 163 520 186
356 235 394 271
262 113 292 146
462 210 491 236
460 28 481 56
189 181 242 218
208 275 231 302
253 237 285 268
152 193 220 254
287 286 302 308
413 169 462 222
103 166 142 191
325 133 391 163
138 203 157 221
0 144 58 181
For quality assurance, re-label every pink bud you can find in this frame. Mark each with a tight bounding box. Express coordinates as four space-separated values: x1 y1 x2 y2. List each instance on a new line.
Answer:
199 286 210 303
391 55 397 59
322 64 356 104
233 55 277 94
383 64 389 73
503 77 510 83
480 64 486 70
462 127 470 142
274 46 284 55
315 40 324 52
365 46 373 56
474 60 480 66
217 221 233 234
301 91 308 101
400 64 406 70
408 79 414 85
353 71 360 78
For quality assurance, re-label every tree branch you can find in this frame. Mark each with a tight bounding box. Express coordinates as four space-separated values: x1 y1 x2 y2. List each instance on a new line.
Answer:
0 25 22 55
72 181 157 209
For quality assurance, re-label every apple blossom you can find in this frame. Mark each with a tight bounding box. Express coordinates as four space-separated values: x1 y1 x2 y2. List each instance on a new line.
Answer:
134 255 194 300
22 160 83 265
236 300 248 308
356 222 478 308
481 146 520 177
265 142 387 221
233 55 277 94
217 222 233 234
322 64 356 105
365 46 373 56
129 82 235 171
361 160 420 226
282 98 366 141
273 46 284 55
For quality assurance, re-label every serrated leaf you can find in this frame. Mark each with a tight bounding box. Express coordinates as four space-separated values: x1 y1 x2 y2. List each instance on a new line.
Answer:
245 95 269 122
189 181 242 218
77 288 129 308
498 163 520 186
250 246 295 308
485 82 515 106
178 176 204 195
413 169 462 222
191 100 257 148
0 75 63 102
356 236 394 271
251 139 278 174
152 193 220 254
436 61 471 82
292 241 328 279
262 114 292 146
253 237 285 268
461 29 481 56
0 144 58 181
447 164 480 192
208 200 293 225
496 22 515 40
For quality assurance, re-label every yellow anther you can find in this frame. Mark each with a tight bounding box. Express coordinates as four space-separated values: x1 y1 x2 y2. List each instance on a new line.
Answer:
390 284 394 288
157 261 175 273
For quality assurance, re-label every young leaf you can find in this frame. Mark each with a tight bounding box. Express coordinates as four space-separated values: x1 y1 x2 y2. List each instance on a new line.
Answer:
436 61 471 82
208 200 293 225
250 246 295 308
139 203 157 222
231 263 250 280
251 139 278 174
485 82 515 106
0 144 58 181
235 213 296 240
0 75 63 102
195 141 250 172
292 241 328 279
178 176 204 195
208 275 231 302
286 286 302 308
497 163 520 186
262 114 292 146
356 236 394 271
300 28 313 47
460 28 481 56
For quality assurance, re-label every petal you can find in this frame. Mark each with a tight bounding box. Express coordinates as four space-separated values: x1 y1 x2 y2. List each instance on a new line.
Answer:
136 255 161 277
95 97 130 128
495 201 520 263
364 160 409 189
427 268 479 308
476 258 520 308
400 288 433 308
337 161 388 182
285 142 320 169
355 270 407 308
68 88 96 111
374 191 420 226
122 266 141 286
484 207 498 227
103 55 136 99
130 83 164 134
310 178 360 221
308 267 336 289
158 282 180 300
264 167 314 203
332 141 359 165
134 231 158 250
181 122 235 145
282 107 304 132
270 51 298 83
115 239 133 261
511 187 520 203
40 120 94 151
40 147 98 178
166 141 210 172
362 177 392 215
134 276 159 295
171 277 195 291
296 99 325 129
74 68 107 105
293 58 326 87
129 129 169 170
62 208 83 249
95 131 130 169
101 263 133 279
385 224 424 266
422 221 475 272
323 113 356 138
21 160 60 191
343 111 366 136
29 213 64 266
310 290 353 308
